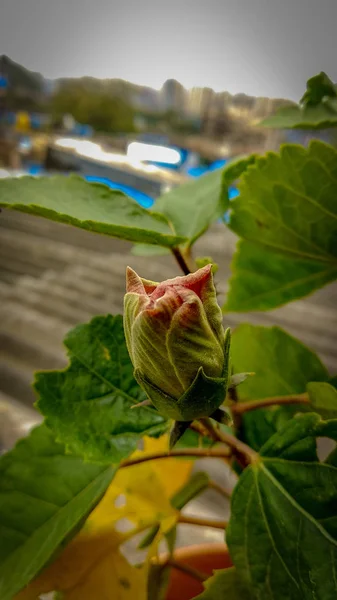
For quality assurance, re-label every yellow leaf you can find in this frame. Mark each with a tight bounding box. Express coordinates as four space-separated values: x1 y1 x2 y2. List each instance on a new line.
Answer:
86 434 192 531
16 435 192 599
16 530 147 600
143 436 193 498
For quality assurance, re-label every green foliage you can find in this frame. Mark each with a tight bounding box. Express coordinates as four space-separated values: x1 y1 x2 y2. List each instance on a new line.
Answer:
307 381 337 419
226 239 337 312
133 155 258 258
195 568 250 600
220 154 257 208
230 324 329 450
51 84 135 133
226 141 337 311
259 103 337 130
0 175 186 248
148 167 227 247
171 472 210 510
227 414 337 600
301 72 337 106
36 315 167 463
131 244 170 257
0 424 116 600
260 71 337 129
174 426 214 449
195 257 219 274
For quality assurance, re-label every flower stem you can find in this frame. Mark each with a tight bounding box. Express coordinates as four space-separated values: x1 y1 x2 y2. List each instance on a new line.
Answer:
231 393 309 415
200 418 257 467
178 514 227 530
171 247 192 275
120 447 231 469
208 479 233 499
162 558 208 582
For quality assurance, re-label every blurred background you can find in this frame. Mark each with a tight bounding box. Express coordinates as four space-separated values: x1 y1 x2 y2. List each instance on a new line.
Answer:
0 51 290 194
1 0 336 195
0 0 337 543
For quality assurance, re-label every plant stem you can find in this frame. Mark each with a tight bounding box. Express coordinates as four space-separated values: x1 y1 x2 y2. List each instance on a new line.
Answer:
120 447 231 469
190 420 213 439
231 393 309 415
208 479 232 499
171 247 192 275
228 383 242 429
178 514 227 530
163 558 208 582
200 418 257 467
189 422 232 463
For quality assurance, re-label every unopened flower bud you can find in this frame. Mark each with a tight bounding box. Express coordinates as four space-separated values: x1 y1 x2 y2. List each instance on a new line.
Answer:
124 265 230 421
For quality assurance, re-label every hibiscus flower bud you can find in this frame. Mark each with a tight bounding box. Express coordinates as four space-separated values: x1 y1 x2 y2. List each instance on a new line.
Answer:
123 265 230 421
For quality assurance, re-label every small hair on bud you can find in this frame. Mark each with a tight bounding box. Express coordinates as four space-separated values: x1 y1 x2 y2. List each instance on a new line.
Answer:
130 399 152 409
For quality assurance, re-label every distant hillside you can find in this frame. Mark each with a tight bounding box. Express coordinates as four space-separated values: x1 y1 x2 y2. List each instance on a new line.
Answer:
0 55 45 94
0 55 292 121
53 76 157 109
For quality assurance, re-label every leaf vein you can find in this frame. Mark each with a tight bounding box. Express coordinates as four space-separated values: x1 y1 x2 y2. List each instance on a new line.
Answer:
254 467 300 589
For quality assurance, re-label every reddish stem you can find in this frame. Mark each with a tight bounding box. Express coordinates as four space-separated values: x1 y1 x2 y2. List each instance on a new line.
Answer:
231 393 309 415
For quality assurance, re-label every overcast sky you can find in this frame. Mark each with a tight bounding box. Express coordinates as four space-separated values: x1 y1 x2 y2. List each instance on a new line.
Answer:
1 0 336 100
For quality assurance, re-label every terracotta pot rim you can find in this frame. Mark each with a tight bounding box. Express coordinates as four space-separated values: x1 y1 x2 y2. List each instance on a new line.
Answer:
159 542 229 563
162 542 232 600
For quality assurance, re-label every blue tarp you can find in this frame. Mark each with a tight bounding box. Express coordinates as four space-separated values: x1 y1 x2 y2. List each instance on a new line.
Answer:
84 175 154 208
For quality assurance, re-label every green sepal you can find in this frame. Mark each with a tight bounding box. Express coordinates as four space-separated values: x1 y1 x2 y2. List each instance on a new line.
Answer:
135 328 231 421
134 370 182 419
169 420 192 448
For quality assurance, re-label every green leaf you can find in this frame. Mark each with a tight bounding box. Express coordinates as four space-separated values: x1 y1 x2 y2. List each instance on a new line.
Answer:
226 141 337 311
329 375 337 389
260 72 337 129
222 155 257 187
152 167 226 246
195 257 219 274
132 156 256 257
174 427 213 449
259 412 337 461
36 315 167 464
0 424 116 600
147 563 171 600
221 154 257 206
195 568 251 600
171 471 209 510
259 103 337 129
226 239 337 311
307 382 337 419
227 414 337 600
131 244 170 257
138 524 161 550
300 72 337 106
230 324 329 450
0 175 187 247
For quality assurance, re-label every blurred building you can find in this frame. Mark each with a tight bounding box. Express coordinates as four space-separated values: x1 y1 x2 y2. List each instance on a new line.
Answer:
186 87 215 117
160 79 187 112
